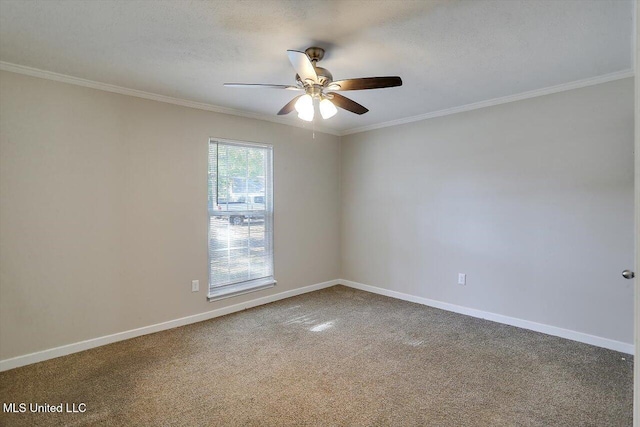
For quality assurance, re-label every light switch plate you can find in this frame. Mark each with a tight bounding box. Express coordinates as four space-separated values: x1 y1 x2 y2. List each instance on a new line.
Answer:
191 280 199 292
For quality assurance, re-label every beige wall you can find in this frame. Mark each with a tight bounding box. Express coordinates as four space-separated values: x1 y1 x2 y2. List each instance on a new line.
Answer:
0 71 341 360
1 70 634 362
340 78 635 344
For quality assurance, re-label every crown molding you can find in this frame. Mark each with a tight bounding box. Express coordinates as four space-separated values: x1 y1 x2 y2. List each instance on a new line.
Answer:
340 69 635 136
1 61 633 138
0 61 341 137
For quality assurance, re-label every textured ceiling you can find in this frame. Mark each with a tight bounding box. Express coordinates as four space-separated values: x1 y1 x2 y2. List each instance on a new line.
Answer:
0 0 634 134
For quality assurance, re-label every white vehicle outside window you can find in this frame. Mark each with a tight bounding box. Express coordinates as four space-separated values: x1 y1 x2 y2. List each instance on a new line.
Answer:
207 139 275 301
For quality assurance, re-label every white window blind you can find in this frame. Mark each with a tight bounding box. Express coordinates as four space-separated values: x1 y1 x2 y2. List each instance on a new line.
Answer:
208 139 275 301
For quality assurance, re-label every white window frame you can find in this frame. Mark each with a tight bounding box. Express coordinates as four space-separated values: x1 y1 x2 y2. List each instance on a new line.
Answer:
207 138 275 301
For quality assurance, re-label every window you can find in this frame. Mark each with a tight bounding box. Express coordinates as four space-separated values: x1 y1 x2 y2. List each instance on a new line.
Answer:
208 139 274 301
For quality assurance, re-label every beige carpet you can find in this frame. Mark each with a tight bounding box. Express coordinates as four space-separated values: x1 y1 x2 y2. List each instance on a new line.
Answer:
0 285 633 426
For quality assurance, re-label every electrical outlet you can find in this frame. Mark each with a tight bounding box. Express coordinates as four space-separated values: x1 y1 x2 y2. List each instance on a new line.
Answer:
191 280 199 292
458 273 466 286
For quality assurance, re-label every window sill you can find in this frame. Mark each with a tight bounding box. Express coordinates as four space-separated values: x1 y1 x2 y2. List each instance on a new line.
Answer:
207 278 276 302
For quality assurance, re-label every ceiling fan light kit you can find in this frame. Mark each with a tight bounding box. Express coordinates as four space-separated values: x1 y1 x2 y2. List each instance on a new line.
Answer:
224 47 402 122
319 98 338 119
295 94 314 121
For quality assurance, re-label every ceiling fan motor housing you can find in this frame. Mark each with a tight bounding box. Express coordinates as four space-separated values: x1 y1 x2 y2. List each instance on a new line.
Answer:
305 47 325 62
312 67 333 86
295 47 333 87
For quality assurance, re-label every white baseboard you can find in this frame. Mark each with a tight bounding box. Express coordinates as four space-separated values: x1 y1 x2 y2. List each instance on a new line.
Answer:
0 279 340 372
2 277 632 371
339 279 634 355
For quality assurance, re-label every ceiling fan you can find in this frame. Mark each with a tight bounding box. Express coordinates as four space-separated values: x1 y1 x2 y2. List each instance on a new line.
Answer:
224 47 402 121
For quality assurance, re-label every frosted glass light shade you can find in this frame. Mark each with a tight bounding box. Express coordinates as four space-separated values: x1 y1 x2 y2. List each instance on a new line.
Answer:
298 109 314 121
295 94 314 121
319 98 337 119
294 94 313 114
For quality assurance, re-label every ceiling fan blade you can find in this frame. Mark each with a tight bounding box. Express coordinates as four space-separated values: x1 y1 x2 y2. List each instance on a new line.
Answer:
224 83 302 90
329 93 369 115
287 50 318 83
328 76 402 91
277 95 303 115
